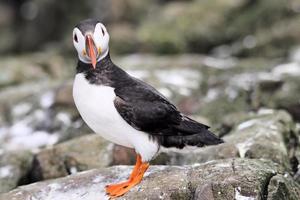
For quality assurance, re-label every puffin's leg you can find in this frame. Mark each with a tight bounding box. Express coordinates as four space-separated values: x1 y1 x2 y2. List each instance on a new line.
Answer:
109 162 149 198
105 154 143 194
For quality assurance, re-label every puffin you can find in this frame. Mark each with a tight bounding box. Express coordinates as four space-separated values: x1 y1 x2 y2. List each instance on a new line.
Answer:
72 19 224 198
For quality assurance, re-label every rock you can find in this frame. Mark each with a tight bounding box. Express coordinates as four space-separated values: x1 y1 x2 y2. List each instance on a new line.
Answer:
15 109 296 190
0 79 88 152
268 174 300 200
226 110 293 168
111 145 136 166
0 53 74 87
109 23 138 54
137 0 245 54
109 0 153 23
30 134 113 181
0 52 88 152
30 134 147 181
1 159 299 200
53 81 75 107
0 150 33 193
230 14 300 58
0 1 18 53
136 0 300 56
154 110 294 171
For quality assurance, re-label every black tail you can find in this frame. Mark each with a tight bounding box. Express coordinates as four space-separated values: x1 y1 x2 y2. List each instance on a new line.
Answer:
159 116 224 149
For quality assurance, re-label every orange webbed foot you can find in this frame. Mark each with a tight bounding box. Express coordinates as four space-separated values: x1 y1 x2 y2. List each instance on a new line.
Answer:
107 163 149 198
105 154 149 198
105 181 129 195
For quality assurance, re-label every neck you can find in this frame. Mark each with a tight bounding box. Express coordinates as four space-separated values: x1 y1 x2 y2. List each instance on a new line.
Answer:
76 52 113 74
76 52 129 86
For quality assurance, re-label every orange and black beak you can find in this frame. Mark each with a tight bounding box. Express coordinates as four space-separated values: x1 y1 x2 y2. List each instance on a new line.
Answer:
85 35 97 69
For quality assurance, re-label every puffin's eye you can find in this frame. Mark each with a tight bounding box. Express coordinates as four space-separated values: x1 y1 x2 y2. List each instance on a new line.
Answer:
74 34 78 42
101 28 105 36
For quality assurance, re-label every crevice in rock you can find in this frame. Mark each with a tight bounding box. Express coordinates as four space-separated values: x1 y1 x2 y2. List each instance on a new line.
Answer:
285 129 299 176
17 155 43 187
187 181 195 200
231 158 236 174
186 167 196 200
290 128 300 182
217 123 233 138
261 173 277 200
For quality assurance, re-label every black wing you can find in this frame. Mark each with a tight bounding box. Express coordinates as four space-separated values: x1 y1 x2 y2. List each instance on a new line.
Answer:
113 78 223 148
114 79 182 134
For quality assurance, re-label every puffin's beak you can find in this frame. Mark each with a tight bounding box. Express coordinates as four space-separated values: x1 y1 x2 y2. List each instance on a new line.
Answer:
85 35 97 69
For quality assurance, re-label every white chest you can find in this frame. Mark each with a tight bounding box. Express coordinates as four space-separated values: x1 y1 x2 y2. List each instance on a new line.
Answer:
73 73 132 147
73 73 159 161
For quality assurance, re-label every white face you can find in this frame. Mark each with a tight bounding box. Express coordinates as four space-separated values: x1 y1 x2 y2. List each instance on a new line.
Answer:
73 23 110 65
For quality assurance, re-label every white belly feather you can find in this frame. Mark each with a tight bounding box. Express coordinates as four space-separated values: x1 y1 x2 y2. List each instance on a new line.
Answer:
73 73 159 161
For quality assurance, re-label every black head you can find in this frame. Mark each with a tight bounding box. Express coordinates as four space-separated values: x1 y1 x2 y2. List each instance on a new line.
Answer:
75 19 100 34
73 19 110 69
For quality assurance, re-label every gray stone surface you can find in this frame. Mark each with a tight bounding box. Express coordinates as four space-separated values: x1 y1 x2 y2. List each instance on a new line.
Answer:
268 174 300 200
31 134 113 181
1 159 299 200
154 110 294 169
0 150 33 193
0 75 89 152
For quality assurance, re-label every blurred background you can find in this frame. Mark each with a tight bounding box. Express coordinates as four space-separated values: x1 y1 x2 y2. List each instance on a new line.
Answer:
1 0 300 194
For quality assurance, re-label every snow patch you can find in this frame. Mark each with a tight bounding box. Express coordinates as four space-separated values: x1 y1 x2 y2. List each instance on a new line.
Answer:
158 87 172 98
110 166 133 182
236 138 254 158
229 71 280 94
40 91 55 108
127 69 149 79
290 47 300 62
230 73 258 91
8 131 58 150
257 108 274 115
11 103 32 117
237 119 258 130
243 35 256 49
10 120 33 137
235 187 255 200
215 163 231 168
204 88 221 102
155 69 201 89
203 56 236 69
192 163 201 167
0 165 14 178
70 167 78 174
92 175 104 183
56 112 71 126
178 87 192 96
40 181 109 200
48 183 62 190
272 62 300 77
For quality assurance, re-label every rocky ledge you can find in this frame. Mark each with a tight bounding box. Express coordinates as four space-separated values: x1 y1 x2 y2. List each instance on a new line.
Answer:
1 159 299 200
0 110 300 199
